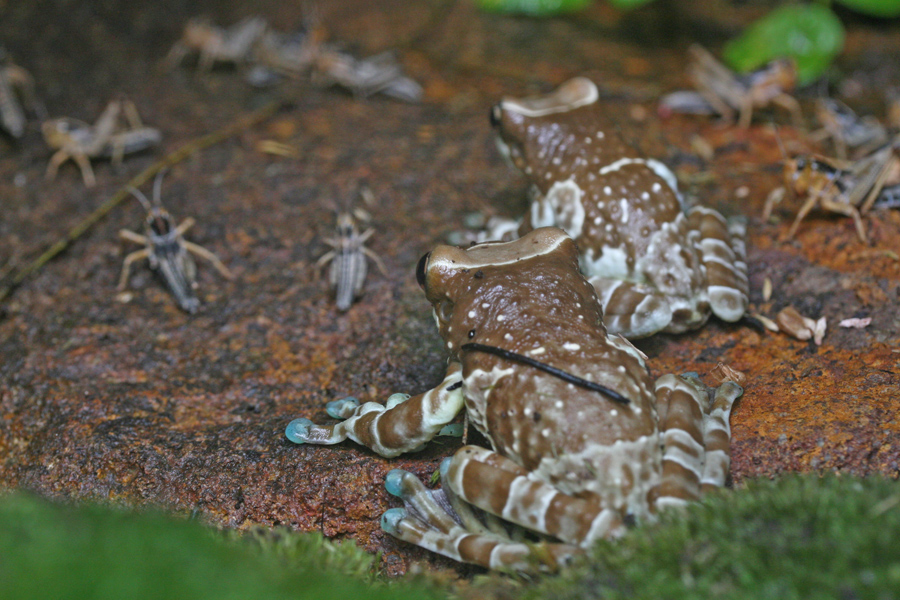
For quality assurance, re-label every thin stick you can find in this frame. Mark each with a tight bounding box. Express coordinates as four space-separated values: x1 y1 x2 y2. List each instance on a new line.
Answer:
461 342 631 405
0 99 284 304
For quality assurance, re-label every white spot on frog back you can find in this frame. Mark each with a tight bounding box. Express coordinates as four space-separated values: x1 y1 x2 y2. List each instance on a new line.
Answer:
530 177 585 239
562 342 581 351
581 246 631 279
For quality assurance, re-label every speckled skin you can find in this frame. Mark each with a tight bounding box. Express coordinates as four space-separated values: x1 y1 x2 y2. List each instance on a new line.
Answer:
486 77 749 339
286 228 743 570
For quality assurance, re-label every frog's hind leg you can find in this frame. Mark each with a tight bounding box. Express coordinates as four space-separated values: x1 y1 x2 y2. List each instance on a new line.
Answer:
382 461 581 571
682 374 743 493
687 207 749 323
653 374 742 512
589 276 673 339
444 446 627 547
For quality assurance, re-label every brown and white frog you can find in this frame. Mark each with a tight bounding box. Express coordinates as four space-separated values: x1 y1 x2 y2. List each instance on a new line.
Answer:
481 77 749 339
286 228 743 570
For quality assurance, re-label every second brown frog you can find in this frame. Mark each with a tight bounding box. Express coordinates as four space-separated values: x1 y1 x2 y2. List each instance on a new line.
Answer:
480 77 749 339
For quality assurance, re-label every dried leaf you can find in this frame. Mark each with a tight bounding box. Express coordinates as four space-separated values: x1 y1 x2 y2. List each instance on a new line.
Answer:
813 317 827 346
710 362 748 387
763 277 773 302
839 317 872 328
776 306 813 341
751 313 780 332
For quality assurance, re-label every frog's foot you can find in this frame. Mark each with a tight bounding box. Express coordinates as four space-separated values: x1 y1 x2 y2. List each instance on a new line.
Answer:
653 373 743 512
589 276 673 339
382 461 582 572
687 207 749 323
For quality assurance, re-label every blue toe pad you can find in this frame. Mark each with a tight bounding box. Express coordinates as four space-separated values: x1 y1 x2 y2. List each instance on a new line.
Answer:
285 418 313 444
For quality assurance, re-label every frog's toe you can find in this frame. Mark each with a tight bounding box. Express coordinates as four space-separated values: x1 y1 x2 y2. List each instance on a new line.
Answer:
380 507 408 536
285 418 313 444
325 397 360 419
383 468 460 535
384 469 410 498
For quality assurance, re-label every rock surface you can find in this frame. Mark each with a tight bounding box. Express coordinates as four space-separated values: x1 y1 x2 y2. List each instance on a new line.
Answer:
1 0 898 576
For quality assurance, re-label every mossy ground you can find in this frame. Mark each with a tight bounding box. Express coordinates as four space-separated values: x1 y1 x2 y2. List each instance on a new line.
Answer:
2 475 898 599
466 475 900 600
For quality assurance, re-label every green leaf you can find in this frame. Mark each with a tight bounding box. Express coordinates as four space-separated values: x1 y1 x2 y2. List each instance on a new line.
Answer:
723 4 845 85
473 0 593 15
607 0 658 9
835 0 900 17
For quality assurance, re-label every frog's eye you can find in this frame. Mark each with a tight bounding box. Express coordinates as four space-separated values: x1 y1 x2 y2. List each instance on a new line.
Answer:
415 252 431 288
489 105 502 129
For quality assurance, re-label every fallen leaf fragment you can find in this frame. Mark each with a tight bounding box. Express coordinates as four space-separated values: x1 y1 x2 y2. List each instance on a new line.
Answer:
776 306 815 341
710 362 747 387
751 313 780 332
839 317 872 328
813 316 826 346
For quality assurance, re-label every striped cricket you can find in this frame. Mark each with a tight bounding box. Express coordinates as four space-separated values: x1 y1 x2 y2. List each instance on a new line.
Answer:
764 135 900 243
0 46 39 139
118 172 234 313
316 207 386 311
42 98 161 187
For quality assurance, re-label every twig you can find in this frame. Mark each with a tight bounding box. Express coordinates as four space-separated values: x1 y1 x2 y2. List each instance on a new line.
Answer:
0 99 284 304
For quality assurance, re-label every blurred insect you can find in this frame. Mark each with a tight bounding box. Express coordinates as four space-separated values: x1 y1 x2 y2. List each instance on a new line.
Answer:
250 15 325 78
809 98 887 160
873 183 900 209
0 46 39 138
42 98 161 187
764 136 900 243
664 44 802 129
313 50 422 103
316 198 386 312
118 171 234 313
166 16 267 72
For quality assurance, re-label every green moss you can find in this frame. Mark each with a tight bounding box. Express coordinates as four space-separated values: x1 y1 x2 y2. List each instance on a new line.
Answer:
3 476 898 600
0 493 440 600
480 475 900 600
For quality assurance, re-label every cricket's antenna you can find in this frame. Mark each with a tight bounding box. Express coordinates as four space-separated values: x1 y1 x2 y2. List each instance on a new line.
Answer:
771 122 788 161
127 186 152 211
152 168 169 205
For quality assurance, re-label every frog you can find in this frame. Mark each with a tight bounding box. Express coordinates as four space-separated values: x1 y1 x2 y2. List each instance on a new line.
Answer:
481 77 749 339
285 227 743 571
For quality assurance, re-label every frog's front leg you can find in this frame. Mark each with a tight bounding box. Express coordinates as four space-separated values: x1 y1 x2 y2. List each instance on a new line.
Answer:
285 362 464 458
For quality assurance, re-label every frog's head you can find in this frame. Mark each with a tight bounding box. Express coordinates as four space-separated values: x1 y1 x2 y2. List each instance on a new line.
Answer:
415 227 596 352
490 77 599 179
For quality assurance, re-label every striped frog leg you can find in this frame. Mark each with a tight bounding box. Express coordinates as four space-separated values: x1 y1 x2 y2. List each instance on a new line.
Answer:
587 275 673 339
652 374 743 511
285 362 464 458
382 455 583 572
686 206 749 323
